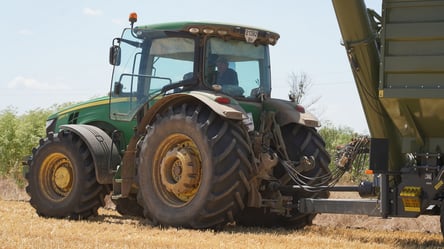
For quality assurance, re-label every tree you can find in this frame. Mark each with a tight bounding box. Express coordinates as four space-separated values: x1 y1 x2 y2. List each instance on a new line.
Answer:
0 102 84 186
17 108 52 153
319 122 369 182
288 72 321 111
0 108 20 175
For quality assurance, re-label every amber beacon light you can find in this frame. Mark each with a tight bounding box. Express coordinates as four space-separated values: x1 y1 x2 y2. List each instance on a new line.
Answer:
129 12 138 24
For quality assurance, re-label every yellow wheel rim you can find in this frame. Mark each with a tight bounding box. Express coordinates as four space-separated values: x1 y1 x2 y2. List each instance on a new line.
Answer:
39 152 74 201
154 134 202 205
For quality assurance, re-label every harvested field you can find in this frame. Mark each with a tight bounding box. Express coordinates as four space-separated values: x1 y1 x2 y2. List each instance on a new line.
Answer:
0 179 442 249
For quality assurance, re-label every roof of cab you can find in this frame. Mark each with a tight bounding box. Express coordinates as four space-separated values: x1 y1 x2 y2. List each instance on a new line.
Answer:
136 21 276 33
135 21 280 45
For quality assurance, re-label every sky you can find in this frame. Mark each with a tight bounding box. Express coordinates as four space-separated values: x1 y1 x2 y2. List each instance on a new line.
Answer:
0 0 382 133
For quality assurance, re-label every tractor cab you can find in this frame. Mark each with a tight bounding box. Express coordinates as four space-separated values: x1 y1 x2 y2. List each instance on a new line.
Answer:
108 15 279 122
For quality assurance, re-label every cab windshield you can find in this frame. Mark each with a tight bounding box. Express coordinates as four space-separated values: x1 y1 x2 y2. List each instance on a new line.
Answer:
204 37 271 98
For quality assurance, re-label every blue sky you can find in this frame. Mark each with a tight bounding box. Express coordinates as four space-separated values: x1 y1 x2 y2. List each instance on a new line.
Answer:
1 1 381 133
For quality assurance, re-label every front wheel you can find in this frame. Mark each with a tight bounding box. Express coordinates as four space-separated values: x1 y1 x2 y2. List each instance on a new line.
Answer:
25 131 107 219
137 104 252 228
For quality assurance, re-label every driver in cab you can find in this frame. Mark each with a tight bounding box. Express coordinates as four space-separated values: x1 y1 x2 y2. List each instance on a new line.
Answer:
216 56 238 85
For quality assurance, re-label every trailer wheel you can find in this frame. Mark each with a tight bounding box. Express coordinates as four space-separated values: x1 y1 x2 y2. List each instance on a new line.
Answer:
238 124 330 228
25 131 107 219
137 104 252 228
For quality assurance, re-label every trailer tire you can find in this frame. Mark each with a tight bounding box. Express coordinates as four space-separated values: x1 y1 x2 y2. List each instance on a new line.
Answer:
238 124 330 228
25 131 107 219
137 104 252 228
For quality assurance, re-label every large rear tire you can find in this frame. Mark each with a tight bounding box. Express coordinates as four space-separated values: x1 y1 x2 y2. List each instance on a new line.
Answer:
25 131 107 219
137 104 252 228
237 124 330 228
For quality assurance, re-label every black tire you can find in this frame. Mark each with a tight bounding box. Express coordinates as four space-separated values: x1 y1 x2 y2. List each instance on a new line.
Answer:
137 104 252 228
25 131 107 219
237 124 330 228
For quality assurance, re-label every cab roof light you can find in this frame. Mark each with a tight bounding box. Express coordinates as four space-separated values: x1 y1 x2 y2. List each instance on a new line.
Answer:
189 27 200 34
129 12 138 24
203 28 215 34
128 12 138 38
217 29 228 36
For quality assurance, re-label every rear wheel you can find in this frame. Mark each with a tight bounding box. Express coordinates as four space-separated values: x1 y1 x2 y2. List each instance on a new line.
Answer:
25 131 107 219
281 124 331 227
137 104 252 228
237 124 330 228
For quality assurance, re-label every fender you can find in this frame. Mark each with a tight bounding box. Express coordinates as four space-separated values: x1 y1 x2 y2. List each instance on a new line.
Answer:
138 91 247 133
263 98 320 128
60 124 121 184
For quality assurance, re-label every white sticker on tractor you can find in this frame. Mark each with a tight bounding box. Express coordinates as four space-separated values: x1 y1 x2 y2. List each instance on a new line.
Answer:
243 112 254 132
245 29 258 43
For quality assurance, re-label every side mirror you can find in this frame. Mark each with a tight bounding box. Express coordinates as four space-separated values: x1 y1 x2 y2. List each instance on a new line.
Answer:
109 45 121 66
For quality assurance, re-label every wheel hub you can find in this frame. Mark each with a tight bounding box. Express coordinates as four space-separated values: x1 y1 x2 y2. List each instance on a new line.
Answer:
40 153 74 200
160 145 201 202
54 165 72 190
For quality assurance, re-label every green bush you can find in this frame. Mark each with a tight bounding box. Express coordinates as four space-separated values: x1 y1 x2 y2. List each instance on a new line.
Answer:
0 105 368 186
0 107 52 186
0 108 20 175
319 121 369 182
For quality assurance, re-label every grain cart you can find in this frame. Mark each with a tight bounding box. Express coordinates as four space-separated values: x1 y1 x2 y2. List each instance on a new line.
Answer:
24 14 337 228
297 0 444 236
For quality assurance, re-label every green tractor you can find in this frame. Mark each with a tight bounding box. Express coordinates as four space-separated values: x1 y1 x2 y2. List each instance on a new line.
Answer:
25 13 335 228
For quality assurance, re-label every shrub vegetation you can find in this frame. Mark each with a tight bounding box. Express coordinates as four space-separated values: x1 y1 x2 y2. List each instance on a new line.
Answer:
0 105 365 186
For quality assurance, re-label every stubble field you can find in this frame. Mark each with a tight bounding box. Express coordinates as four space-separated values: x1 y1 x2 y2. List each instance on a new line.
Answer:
1 178 443 249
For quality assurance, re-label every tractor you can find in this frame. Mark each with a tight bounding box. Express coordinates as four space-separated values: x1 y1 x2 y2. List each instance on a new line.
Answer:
24 13 335 228
26 0 444 237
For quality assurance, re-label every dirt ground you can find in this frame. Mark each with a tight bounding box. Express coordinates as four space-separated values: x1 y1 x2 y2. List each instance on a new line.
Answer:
1 177 440 235
313 192 440 234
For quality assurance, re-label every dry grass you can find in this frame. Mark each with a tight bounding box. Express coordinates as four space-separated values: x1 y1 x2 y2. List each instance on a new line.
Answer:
0 177 29 201
0 179 443 249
